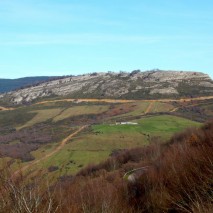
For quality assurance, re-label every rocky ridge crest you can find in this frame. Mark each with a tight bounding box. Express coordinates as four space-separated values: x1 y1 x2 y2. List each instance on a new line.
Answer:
1 70 213 105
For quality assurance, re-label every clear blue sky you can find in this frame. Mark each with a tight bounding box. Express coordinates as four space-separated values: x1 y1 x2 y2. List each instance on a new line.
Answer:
0 0 213 79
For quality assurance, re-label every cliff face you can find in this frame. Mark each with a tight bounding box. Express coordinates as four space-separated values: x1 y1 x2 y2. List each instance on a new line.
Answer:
1 70 213 104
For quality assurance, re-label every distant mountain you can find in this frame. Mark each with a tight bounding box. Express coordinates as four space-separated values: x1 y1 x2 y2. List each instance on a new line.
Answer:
0 76 57 93
0 70 213 105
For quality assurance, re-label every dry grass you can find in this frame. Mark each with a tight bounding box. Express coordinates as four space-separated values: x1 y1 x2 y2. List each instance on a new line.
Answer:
17 108 62 129
151 101 174 113
53 105 109 122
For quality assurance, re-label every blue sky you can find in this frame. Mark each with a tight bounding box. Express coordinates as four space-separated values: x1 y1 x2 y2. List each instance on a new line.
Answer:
0 0 213 79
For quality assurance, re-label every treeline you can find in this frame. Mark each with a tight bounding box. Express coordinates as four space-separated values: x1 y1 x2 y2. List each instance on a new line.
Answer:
0 77 57 94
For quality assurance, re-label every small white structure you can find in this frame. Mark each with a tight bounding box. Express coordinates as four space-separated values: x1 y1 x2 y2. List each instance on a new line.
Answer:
116 122 138 125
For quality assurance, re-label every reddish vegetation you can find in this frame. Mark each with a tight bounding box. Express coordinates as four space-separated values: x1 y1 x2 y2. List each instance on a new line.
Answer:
172 99 213 122
0 124 53 161
0 121 213 212
55 121 213 212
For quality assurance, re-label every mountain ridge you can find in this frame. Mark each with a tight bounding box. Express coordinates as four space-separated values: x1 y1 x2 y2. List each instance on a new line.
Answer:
0 70 213 105
0 76 60 93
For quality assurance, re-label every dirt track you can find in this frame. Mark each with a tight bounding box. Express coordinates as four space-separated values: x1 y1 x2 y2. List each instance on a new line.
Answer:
11 125 87 179
170 107 179 112
145 102 155 114
0 106 13 111
35 98 135 105
1 96 213 111
35 96 213 106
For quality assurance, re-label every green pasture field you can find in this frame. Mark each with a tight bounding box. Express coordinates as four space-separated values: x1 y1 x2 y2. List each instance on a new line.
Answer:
93 114 201 140
36 149 110 176
26 115 201 179
0 102 203 181
135 115 201 138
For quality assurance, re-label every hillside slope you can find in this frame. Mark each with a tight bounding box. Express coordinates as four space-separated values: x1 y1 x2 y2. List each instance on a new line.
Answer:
1 120 212 213
1 70 213 105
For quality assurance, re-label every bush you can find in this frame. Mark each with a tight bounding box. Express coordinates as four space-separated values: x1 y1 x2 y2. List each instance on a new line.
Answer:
48 166 59 172
1 121 213 212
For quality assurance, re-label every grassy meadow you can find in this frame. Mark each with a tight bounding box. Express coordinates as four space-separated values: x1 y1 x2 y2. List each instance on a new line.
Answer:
0 99 205 180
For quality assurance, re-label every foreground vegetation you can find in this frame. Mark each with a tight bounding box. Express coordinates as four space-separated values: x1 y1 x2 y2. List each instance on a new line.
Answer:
0 98 213 212
0 120 212 212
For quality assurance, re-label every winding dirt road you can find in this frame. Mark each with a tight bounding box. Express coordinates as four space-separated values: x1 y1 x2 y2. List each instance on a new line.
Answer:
11 125 87 179
1 96 213 111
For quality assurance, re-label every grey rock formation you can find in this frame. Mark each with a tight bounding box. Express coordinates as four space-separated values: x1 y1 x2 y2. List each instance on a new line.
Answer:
1 70 213 105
